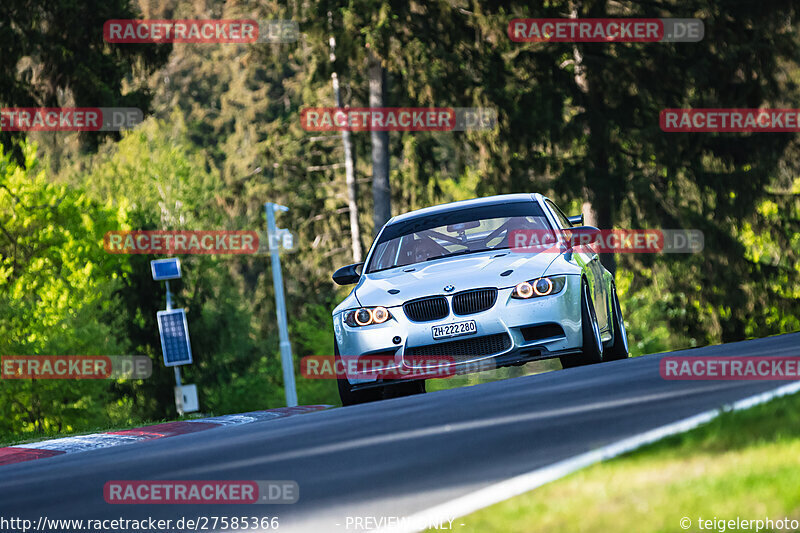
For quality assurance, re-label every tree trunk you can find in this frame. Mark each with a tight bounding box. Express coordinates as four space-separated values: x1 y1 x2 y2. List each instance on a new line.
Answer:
585 87 617 277
343 103 362 262
573 0 617 277
368 51 391 234
329 31 362 262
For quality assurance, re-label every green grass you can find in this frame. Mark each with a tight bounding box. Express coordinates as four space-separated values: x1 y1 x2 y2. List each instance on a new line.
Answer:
454 390 800 532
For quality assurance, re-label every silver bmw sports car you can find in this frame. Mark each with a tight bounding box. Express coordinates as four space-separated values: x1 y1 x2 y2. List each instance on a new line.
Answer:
331 193 628 405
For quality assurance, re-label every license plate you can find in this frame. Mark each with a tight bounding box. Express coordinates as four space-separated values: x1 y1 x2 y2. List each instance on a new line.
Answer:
432 320 477 340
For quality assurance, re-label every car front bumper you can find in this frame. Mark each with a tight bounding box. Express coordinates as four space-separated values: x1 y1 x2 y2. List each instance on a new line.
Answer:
333 274 584 384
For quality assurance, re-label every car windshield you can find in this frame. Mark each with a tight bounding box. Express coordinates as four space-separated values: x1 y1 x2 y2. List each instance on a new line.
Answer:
366 201 553 273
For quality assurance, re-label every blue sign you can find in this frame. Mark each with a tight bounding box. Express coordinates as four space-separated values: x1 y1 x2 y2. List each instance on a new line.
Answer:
157 309 193 366
151 258 181 281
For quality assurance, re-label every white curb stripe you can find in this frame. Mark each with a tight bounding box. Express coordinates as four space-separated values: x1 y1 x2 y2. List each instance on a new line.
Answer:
376 381 800 533
11 433 150 452
7 406 331 458
190 415 258 426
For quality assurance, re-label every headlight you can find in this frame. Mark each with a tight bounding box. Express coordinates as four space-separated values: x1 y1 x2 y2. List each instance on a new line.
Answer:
512 276 566 299
345 306 393 327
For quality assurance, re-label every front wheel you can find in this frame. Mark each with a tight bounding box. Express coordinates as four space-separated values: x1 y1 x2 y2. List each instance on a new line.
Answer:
605 283 629 361
561 279 604 368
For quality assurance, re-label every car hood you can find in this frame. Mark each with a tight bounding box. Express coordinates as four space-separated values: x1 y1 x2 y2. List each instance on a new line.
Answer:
355 250 562 307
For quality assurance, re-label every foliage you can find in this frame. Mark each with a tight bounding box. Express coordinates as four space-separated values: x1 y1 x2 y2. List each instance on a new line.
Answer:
0 0 169 161
0 142 133 436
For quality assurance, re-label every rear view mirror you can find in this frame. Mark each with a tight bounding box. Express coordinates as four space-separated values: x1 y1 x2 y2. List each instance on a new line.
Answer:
332 263 364 285
567 214 584 226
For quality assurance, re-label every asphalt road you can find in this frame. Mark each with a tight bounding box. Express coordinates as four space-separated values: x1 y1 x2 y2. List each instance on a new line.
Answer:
2 333 799 532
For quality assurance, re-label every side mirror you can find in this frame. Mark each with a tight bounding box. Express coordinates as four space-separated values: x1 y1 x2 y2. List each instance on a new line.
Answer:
332 262 364 285
563 226 600 248
567 214 584 226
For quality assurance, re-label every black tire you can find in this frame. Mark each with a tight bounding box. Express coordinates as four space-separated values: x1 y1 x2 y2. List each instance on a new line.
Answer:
560 279 604 368
605 283 630 361
335 341 383 406
384 379 426 399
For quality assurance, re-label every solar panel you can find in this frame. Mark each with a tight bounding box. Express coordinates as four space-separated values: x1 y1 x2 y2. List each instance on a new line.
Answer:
151 258 181 281
157 309 193 366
